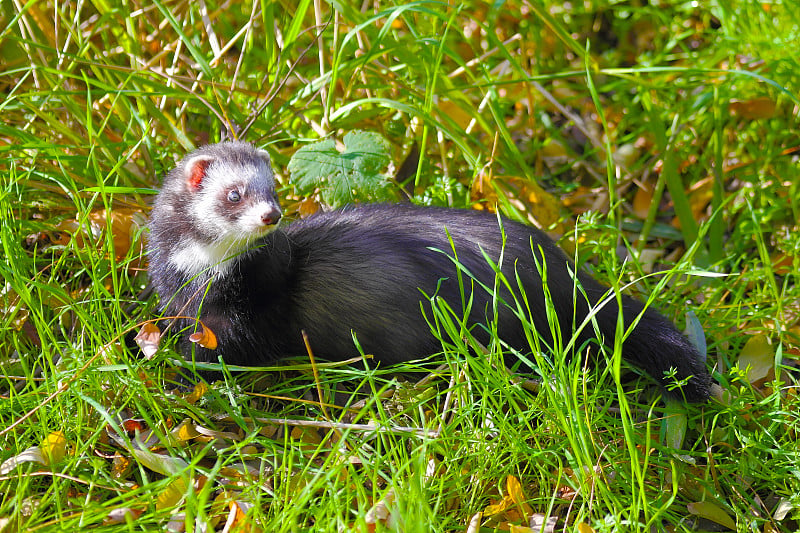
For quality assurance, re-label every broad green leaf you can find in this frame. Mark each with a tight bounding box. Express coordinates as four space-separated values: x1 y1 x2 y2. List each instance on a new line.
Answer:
288 130 396 208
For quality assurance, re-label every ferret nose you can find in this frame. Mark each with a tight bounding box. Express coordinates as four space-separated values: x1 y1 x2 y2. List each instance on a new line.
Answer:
261 207 281 226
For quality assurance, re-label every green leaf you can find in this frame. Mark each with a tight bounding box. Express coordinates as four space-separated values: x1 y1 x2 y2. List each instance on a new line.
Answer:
287 130 396 208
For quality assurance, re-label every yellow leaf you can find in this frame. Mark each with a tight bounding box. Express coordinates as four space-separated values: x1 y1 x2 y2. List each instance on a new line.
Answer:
687 501 737 530
157 478 188 510
111 453 132 480
507 475 533 518
484 495 513 516
171 419 201 442
737 334 775 384
41 431 67 465
184 382 208 404
485 175 563 230
438 99 473 130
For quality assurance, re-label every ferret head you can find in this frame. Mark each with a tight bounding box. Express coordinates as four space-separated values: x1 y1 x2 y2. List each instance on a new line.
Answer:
152 141 283 277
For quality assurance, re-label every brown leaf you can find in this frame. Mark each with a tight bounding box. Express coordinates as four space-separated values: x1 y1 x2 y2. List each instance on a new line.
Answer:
135 323 162 359
87 208 147 260
687 176 714 221
632 179 654 220
470 168 499 207
122 419 146 432
103 507 143 525
111 453 132 480
365 489 396 526
290 426 322 445
438 99 474 130
730 97 777 119
478 175 563 230
526 515 557 533
189 323 218 350
297 197 321 217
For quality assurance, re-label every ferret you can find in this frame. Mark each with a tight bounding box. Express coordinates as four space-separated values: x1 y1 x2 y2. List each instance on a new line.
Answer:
147 141 712 402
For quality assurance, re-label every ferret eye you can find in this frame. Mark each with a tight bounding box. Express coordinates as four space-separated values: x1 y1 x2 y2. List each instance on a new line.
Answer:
227 190 241 203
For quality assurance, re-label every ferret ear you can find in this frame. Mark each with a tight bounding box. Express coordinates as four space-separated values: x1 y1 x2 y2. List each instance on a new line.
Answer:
184 155 215 190
255 148 271 167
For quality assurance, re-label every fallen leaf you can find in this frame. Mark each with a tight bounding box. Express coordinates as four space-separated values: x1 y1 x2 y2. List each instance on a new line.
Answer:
632 178 654 220
365 489 396 525
122 419 146 432
527 514 557 533
87 208 147 260
612 142 640 169
183 383 208 405
438 98 474 130
157 477 188 510
687 501 737 530
729 97 777 119
482 175 563 230
465 512 482 533
111 453 132 480
507 475 533 519
0 446 46 475
737 335 775 385
773 498 793 520
687 176 714 221
135 323 162 359
103 507 143 525
0 431 68 474
222 499 251 532
130 447 189 477
189 323 218 350
171 419 201 443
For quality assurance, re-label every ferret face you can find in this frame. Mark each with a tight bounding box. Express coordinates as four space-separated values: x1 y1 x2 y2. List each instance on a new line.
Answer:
163 142 282 276
185 151 281 238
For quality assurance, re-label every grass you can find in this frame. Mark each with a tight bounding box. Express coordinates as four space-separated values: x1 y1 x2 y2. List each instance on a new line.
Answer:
1 0 800 531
